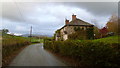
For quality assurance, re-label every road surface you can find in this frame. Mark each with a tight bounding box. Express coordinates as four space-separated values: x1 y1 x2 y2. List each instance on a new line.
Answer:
10 43 66 66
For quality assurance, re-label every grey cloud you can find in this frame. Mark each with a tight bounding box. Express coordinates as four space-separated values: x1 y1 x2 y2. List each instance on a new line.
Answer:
1 2 117 35
62 2 118 16
2 2 117 24
2 2 26 22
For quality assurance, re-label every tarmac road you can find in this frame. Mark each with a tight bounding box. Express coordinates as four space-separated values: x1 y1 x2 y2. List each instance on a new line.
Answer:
10 43 66 66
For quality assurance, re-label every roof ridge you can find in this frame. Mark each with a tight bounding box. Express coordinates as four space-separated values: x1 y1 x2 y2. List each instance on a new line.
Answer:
69 18 93 25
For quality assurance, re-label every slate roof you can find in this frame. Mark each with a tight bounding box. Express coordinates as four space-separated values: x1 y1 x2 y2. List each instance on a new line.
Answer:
67 18 93 26
57 18 94 31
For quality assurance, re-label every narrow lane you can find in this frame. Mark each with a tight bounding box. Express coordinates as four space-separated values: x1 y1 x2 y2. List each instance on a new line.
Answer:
10 43 66 66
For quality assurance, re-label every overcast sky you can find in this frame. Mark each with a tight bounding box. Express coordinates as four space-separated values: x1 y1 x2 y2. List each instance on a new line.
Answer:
1 1 118 36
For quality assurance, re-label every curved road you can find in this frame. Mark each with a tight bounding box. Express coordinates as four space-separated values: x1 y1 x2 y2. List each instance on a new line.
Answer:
10 43 66 66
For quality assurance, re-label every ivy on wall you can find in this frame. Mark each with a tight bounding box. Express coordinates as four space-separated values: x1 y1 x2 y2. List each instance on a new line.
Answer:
70 27 94 40
86 27 94 39
74 27 81 31
69 29 87 40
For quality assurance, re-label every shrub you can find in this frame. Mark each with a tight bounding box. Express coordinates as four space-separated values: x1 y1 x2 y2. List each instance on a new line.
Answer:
86 27 94 39
44 40 120 68
68 30 87 40
2 35 31 58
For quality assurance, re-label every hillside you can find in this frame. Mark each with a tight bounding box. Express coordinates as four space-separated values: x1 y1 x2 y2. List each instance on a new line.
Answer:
3 34 30 46
21 34 52 37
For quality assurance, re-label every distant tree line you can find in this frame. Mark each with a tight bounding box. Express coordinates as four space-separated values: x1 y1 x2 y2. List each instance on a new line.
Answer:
2 29 9 34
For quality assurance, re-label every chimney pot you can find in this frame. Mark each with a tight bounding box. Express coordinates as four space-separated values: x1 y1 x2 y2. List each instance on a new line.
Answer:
65 19 69 25
72 14 76 21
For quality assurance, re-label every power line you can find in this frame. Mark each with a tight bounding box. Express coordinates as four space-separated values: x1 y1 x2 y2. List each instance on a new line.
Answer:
12 0 33 37
12 0 26 22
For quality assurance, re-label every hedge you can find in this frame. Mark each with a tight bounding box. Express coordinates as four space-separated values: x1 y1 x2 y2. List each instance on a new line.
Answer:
44 40 120 68
2 34 31 66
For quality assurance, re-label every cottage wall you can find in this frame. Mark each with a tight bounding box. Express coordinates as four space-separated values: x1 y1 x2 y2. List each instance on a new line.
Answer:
55 25 93 41
59 26 89 40
65 26 75 34
63 34 68 40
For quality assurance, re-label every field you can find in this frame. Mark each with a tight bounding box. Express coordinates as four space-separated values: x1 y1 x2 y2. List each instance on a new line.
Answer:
93 35 119 44
31 38 43 43
44 35 120 68
3 34 30 46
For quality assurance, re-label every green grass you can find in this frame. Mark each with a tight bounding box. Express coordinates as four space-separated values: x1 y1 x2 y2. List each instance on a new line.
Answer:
30 38 43 43
3 34 43 46
93 35 119 44
3 34 31 46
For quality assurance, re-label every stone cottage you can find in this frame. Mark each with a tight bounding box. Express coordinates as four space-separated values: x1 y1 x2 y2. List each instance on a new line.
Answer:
55 14 94 41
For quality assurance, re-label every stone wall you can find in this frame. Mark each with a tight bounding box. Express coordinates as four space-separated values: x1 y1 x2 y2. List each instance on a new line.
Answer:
55 25 93 41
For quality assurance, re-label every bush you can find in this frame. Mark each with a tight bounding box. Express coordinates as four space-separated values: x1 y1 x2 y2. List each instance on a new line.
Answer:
44 40 120 68
68 30 87 40
2 35 31 58
86 27 94 39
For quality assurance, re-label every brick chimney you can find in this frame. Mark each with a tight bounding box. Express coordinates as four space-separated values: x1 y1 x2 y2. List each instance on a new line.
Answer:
72 14 76 21
65 19 69 25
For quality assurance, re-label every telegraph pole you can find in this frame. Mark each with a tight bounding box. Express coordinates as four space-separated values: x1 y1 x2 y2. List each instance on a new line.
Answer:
30 26 32 42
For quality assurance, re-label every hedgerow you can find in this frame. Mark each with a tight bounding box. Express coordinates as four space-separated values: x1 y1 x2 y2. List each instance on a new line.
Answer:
44 39 120 68
2 34 31 66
